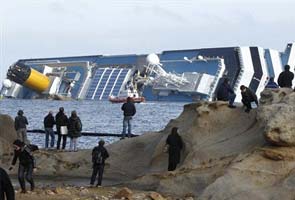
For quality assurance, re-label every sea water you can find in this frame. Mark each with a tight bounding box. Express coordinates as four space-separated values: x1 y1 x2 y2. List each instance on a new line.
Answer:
0 99 185 148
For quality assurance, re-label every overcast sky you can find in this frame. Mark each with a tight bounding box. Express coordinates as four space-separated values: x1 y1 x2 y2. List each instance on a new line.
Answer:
1 0 295 86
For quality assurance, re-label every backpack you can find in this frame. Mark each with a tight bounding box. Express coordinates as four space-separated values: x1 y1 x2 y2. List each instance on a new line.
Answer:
93 148 103 164
76 118 82 132
21 144 38 166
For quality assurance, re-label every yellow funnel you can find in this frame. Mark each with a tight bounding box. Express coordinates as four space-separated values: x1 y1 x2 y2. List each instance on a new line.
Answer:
24 68 50 92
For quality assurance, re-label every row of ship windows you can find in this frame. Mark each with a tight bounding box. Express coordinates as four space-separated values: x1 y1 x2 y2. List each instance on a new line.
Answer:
85 68 130 99
86 85 121 94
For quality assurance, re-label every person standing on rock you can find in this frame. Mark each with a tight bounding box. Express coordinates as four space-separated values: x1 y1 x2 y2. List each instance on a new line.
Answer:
44 111 55 149
240 85 258 113
68 110 82 152
121 97 136 138
216 78 237 108
90 139 109 186
277 65 294 88
14 110 29 143
166 127 183 171
55 107 69 150
265 77 279 89
0 167 15 200
9 139 39 193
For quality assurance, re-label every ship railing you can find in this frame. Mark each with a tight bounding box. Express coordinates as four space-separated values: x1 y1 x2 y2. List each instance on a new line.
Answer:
27 129 138 137
145 63 189 86
153 84 195 91
153 75 189 88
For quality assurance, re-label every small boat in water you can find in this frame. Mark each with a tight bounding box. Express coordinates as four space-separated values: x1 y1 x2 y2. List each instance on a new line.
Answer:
109 78 145 103
108 95 145 103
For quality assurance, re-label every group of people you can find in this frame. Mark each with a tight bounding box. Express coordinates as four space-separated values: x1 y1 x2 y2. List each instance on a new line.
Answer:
44 107 83 152
2 96 178 197
15 107 83 152
0 126 182 199
217 64 294 113
1 97 136 196
216 78 259 113
15 96 137 151
0 137 109 197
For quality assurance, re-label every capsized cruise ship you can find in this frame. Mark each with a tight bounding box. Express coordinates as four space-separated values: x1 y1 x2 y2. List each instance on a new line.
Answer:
1 43 295 102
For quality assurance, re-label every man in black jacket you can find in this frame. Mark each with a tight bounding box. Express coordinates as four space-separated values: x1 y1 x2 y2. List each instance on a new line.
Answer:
121 97 136 138
90 140 109 186
55 107 69 150
0 167 15 200
15 110 28 143
9 139 38 193
240 85 258 113
278 65 294 88
216 78 236 108
44 111 55 149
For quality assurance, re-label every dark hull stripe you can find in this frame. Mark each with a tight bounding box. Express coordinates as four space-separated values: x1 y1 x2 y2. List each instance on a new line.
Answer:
249 47 263 92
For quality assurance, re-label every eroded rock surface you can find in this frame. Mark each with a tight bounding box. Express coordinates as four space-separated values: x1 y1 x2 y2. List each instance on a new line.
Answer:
258 88 295 146
1 89 295 200
0 114 17 157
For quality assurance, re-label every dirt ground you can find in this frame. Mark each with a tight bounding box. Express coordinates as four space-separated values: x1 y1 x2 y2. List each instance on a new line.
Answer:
15 186 119 200
13 186 182 200
11 177 182 200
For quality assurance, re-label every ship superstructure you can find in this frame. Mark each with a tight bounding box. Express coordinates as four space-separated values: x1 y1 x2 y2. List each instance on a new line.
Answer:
1 44 295 102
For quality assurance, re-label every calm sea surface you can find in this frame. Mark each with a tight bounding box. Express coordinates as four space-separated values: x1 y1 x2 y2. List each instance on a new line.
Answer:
0 99 185 149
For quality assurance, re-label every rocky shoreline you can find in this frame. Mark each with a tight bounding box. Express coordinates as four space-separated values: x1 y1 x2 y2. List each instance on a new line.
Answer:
1 88 295 200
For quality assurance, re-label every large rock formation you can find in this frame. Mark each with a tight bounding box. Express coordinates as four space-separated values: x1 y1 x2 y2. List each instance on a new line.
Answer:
112 89 295 199
0 114 17 157
121 101 265 197
258 88 295 146
1 89 295 200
